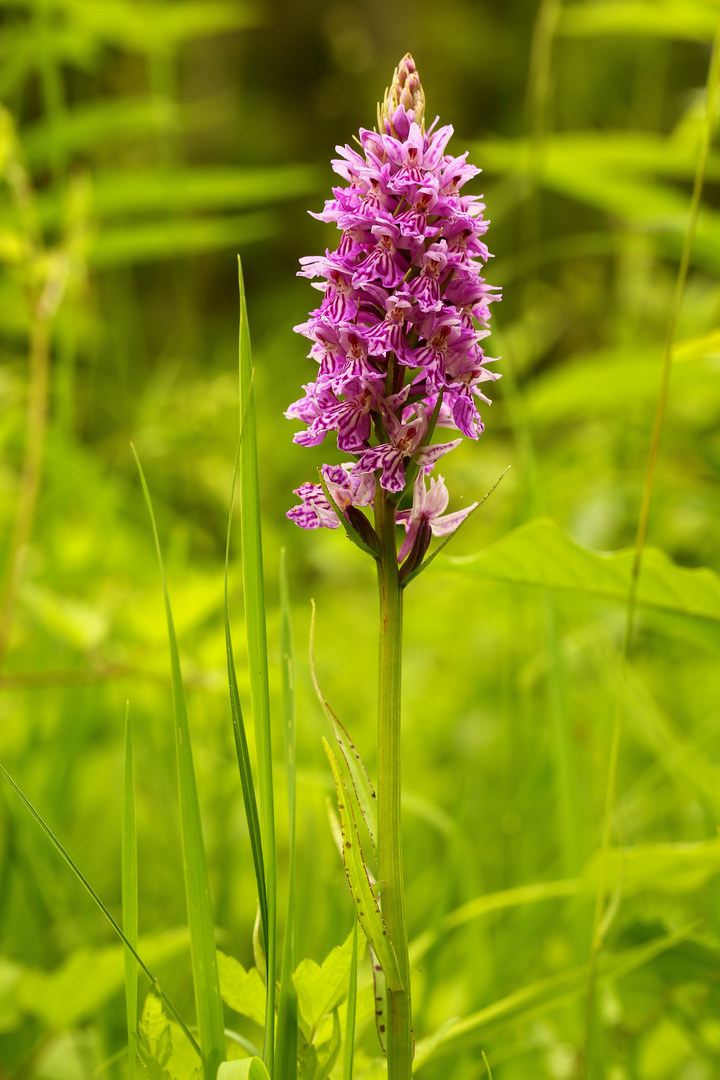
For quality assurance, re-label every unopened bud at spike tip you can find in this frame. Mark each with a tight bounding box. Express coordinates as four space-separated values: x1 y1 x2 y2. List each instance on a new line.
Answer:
380 52 425 135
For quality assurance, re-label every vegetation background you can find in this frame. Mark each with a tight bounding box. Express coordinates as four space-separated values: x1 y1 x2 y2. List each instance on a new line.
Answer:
1 1 720 1078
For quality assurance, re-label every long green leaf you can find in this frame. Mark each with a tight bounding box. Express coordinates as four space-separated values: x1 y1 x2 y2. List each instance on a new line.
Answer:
88 212 276 267
445 518 720 624
132 446 225 1080
276 549 298 1079
0 763 198 1054
225 424 268 953
237 257 276 1070
413 926 692 1068
122 703 138 1080
323 740 402 993
309 602 378 855
37 166 322 225
8 0 261 52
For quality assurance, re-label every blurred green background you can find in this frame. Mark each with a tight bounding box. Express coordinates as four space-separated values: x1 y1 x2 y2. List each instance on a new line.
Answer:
2 1 720 1078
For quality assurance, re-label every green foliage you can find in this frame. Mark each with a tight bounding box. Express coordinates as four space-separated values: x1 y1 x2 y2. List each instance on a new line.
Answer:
446 516 720 624
137 990 201 1080
293 927 361 1033
3 3 720 1079
133 449 226 1080
323 741 402 994
217 951 266 1028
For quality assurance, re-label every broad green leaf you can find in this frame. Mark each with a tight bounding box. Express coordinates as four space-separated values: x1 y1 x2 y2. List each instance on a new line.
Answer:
133 448 226 1080
217 1060 271 1080
559 1 718 41
323 741 402 994
309 616 378 854
293 927 362 1031
89 212 276 267
122 706 138 1080
217 952 266 1028
138 990 173 1073
445 518 720 624
138 991 203 1080
15 929 190 1030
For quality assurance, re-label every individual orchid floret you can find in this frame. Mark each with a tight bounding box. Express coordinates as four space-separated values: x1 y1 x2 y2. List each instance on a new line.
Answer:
357 404 461 494
396 471 478 563
287 463 375 530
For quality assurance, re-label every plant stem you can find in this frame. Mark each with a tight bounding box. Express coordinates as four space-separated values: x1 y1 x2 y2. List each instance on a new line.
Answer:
375 490 412 1080
0 317 50 667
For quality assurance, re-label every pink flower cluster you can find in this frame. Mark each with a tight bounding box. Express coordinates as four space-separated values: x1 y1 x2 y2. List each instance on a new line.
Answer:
286 56 500 562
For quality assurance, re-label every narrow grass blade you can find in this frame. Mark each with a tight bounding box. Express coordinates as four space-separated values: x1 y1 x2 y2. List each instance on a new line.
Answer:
122 703 138 1080
310 602 377 854
322 740 402 993
225 420 268 949
0 762 200 1059
275 549 297 1079
131 445 226 1080
342 920 358 1080
237 257 276 1069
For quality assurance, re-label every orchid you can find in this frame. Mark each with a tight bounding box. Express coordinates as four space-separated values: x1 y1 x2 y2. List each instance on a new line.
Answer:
285 54 501 1080
286 52 500 567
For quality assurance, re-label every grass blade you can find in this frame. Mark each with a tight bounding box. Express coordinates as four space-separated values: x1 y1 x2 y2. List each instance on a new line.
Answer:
131 445 226 1080
122 703 138 1080
342 920 358 1080
237 257 276 1069
0 762 200 1058
225 414 269 951
275 549 298 1079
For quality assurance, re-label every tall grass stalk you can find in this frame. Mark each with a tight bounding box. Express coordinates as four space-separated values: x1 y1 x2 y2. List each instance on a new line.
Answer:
122 703 138 1080
581 16 720 1075
237 258 277 1070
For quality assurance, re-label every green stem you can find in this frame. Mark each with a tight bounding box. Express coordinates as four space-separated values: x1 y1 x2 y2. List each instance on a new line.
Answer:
375 491 412 1080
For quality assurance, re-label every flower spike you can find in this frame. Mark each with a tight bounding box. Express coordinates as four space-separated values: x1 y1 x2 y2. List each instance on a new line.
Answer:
287 53 501 580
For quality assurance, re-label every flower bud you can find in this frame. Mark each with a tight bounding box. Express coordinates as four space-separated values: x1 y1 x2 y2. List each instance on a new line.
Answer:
379 52 425 135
